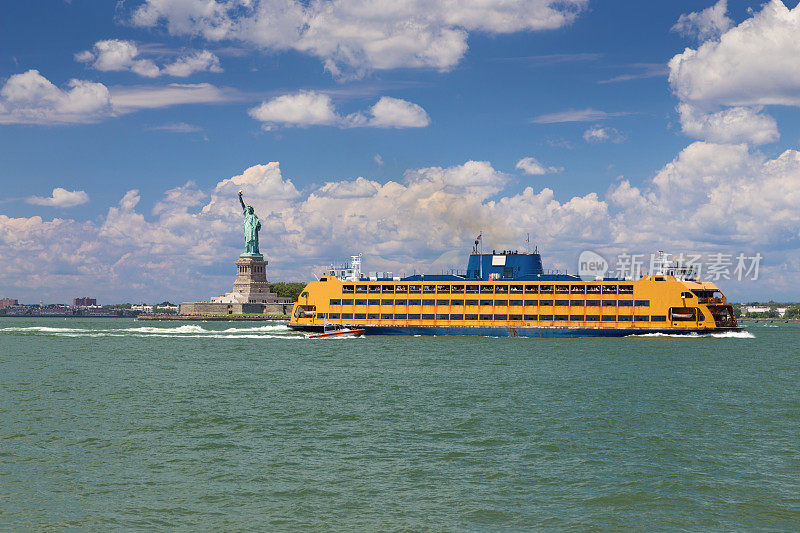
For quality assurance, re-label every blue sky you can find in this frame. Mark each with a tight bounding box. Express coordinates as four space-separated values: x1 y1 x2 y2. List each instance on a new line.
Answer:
2 0 800 304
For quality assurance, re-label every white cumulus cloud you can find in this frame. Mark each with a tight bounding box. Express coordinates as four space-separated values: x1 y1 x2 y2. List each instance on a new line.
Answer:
515 157 562 175
76 39 223 78
671 0 733 41
583 126 625 144
248 91 430 129
26 188 90 208
0 70 112 125
669 0 800 145
130 0 588 78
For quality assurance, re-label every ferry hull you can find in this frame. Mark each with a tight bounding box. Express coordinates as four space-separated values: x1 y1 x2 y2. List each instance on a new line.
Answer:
290 324 743 338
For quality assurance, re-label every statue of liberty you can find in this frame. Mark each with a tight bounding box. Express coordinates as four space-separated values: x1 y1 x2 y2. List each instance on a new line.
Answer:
238 190 261 256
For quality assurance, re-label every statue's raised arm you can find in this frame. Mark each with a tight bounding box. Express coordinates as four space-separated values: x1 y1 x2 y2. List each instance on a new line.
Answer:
238 190 246 213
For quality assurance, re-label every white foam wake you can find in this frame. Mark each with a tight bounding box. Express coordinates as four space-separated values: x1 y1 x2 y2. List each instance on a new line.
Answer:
628 330 755 339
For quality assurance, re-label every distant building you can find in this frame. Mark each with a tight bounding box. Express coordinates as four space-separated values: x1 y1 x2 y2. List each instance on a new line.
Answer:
131 304 153 313
745 305 771 314
777 307 788 317
73 297 97 307
0 298 18 309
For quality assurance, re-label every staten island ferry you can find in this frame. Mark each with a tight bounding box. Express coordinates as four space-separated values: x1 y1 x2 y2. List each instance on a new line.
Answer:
289 247 741 337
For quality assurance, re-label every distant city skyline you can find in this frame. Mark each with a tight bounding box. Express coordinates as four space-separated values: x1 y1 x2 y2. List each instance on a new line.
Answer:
2 0 800 302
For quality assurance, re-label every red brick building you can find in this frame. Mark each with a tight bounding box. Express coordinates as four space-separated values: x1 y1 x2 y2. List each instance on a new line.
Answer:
73 297 97 307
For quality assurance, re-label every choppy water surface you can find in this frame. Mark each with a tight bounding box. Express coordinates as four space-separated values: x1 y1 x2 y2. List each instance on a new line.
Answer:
1 318 798 530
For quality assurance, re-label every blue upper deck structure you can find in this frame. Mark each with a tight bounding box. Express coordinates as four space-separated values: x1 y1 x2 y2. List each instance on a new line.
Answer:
398 248 602 282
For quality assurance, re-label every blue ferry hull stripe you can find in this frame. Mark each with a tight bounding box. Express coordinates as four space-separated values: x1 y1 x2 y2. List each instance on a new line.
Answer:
291 325 729 337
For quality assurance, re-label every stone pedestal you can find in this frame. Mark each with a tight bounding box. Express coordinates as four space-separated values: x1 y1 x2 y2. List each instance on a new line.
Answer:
180 253 294 316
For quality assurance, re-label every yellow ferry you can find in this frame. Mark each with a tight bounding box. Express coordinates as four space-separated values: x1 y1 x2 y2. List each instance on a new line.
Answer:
289 248 740 337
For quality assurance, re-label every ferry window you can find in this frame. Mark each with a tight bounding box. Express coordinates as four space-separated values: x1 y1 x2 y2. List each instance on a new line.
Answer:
525 299 538 306
495 300 508 306
503 267 514 279
328 313 340 319
368 313 380 319
409 299 421 306
436 285 450 293
510 285 524 293
539 299 553 306
493 314 508 320
586 315 600 321
395 299 407 305
570 315 583 321
355 299 367 305
554 315 568 321
436 299 449 306
381 299 393 305
408 314 420 320
382 285 394 293
634 315 649 321
651 315 667 322
465 299 479 306
587 285 601 294
681 292 694 299
465 314 478 321
619 285 634 294
524 314 538 321
301 292 309 298
409 285 422 294
697 311 705 321
422 314 435 320
571 300 584 306
495 285 508 294
451 285 465 294
618 316 632 321
555 299 569 306
342 299 354 305
423 285 436 294
602 285 617 294
480 285 494 294
381 314 392 319
395 285 408 293
539 314 553 320
465 285 479 294
368 285 381 294
654 276 665 281
436 314 449 320
341 313 353 319
586 300 600 307
479 314 493 320
556 285 570 294
394 314 407 320
618 300 633 307
451 299 464 306
635 300 650 307
368 299 379 305
524 285 539 294
602 315 616 321
603 300 617 307
354 313 366 319
480 299 493 306
509 314 522 320
540 285 554 294
422 299 435 306
329 299 341 305
509 299 523 306
355 285 367 293
317 313 326 319
571 285 586 294
343 285 355 294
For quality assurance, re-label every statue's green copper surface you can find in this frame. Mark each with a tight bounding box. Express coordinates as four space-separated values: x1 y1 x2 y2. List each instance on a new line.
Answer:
238 191 261 257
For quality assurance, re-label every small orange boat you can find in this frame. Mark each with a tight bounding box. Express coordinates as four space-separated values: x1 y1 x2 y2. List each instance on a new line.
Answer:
308 323 365 339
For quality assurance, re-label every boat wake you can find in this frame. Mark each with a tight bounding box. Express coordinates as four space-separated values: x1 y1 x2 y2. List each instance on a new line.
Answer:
0 323 302 339
627 330 755 339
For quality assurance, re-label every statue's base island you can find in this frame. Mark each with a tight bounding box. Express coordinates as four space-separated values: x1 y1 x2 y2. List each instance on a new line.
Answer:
179 192 293 317
179 254 293 316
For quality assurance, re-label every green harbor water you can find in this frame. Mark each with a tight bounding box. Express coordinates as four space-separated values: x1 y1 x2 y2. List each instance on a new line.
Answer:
1 318 798 530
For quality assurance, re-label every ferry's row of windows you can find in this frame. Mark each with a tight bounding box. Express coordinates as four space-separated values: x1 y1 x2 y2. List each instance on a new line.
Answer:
330 298 650 307
320 313 665 321
342 284 635 295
